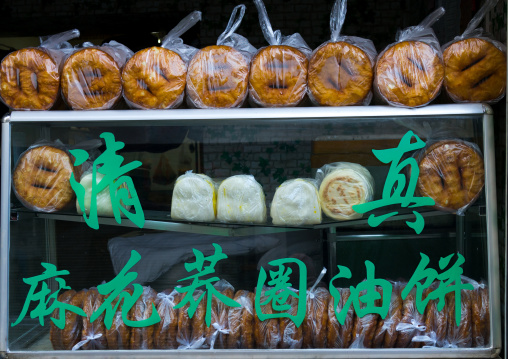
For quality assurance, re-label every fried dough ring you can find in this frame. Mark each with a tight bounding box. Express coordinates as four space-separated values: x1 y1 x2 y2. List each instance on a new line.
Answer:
186 45 249 108
0 48 59 110
122 47 186 109
309 42 373 106
249 45 308 107
375 41 444 107
13 146 77 212
443 38 506 103
61 48 122 110
417 140 485 211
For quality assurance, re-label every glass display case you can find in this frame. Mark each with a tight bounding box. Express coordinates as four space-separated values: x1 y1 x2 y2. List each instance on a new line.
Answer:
0 104 502 358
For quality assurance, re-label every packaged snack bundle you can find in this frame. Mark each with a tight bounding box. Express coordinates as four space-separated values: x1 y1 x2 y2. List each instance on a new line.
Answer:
270 178 321 226
0 29 79 110
129 286 159 349
394 288 426 348
186 5 256 109
375 7 445 107
308 0 377 106
249 0 311 107
302 270 330 348
105 288 134 349
442 0 506 103
61 40 133 110
171 171 217 222
75 288 108 350
227 290 255 349
254 287 281 349
122 11 201 109
176 290 207 349
316 162 374 221
372 282 403 348
12 141 82 213
154 289 181 349
414 139 485 215
327 287 355 348
205 280 235 349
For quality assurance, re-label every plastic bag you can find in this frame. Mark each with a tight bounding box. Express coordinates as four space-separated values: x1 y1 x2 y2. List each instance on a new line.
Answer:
327 287 355 348
270 178 321 226
414 139 485 215
12 142 81 213
0 29 79 110
105 288 134 349
350 286 381 348
471 281 490 347
50 290 77 350
248 0 311 107
279 294 303 349
205 280 235 349
186 5 255 109
228 290 255 349
171 171 217 223
75 167 132 218
122 11 201 110
303 275 330 348
61 41 133 110
177 290 208 349
444 290 473 348
308 0 376 106
254 287 281 349
394 288 426 348
129 286 158 349
316 162 374 221
372 282 403 348
154 288 181 349
75 288 108 350
374 8 445 108
217 175 267 224
442 0 506 103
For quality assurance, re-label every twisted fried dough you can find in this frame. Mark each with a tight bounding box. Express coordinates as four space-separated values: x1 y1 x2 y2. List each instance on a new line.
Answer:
122 47 187 109
375 41 444 107
50 290 76 350
417 140 485 211
0 48 59 110
309 42 373 106
444 38 506 103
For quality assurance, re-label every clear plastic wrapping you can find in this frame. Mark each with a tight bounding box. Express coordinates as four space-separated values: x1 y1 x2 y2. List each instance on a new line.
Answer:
50 290 77 350
254 287 281 349
471 282 490 347
154 288 181 349
186 5 255 109
217 175 267 224
374 8 445 108
177 290 207 349
308 0 376 106
302 287 330 348
171 171 217 222
445 290 472 348
0 29 79 110
279 294 303 349
227 290 255 349
122 11 201 110
205 280 235 349
61 41 133 110
129 286 158 349
327 287 355 348
270 178 321 226
12 142 81 213
105 288 134 349
350 287 381 348
414 139 485 215
394 288 426 348
442 0 506 103
316 162 375 221
75 288 108 350
249 0 311 107
75 168 131 217
372 282 403 348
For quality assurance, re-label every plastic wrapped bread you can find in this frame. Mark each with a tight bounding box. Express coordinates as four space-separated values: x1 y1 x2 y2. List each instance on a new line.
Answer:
445 290 472 348
130 286 158 350
50 289 77 350
372 282 403 348
205 280 235 349
228 290 255 349
105 288 134 349
316 162 374 221
76 170 131 217
302 287 330 348
154 289 181 349
77 288 108 350
171 172 217 222
395 288 426 348
328 287 355 348
472 282 490 347
254 287 281 349
279 295 303 349
270 178 321 225
217 175 266 224
176 290 207 349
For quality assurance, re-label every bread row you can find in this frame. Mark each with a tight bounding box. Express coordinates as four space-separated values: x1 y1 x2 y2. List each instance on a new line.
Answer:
50 281 490 350
1 1 506 111
12 139 485 220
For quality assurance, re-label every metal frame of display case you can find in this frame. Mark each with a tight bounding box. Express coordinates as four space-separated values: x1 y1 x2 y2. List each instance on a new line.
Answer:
0 104 502 358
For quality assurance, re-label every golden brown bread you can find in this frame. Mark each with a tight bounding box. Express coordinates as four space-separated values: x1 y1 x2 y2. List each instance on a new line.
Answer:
446 290 472 348
122 47 186 109
0 48 60 110
375 41 444 107
241 292 256 349
308 41 373 106
50 290 76 350
206 284 234 349
417 140 485 212
191 293 207 348
254 288 280 349
443 38 506 103
154 289 181 349
82 288 108 350
395 288 425 348
129 286 158 350
302 287 329 348
373 285 403 348
227 290 246 349
62 289 87 350
105 288 134 349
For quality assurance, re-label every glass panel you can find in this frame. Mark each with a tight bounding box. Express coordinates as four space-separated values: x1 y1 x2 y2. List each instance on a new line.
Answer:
8 110 492 352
